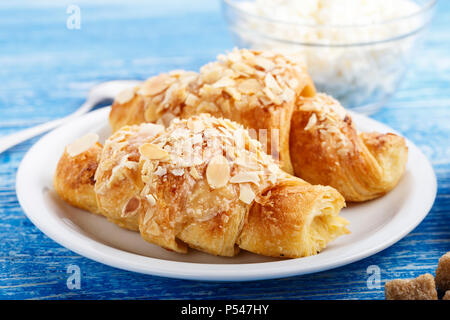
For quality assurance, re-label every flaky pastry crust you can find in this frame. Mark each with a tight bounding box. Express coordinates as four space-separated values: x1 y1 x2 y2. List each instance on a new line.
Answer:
93 123 164 230
290 94 408 202
54 114 348 258
109 49 316 174
54 140 102 215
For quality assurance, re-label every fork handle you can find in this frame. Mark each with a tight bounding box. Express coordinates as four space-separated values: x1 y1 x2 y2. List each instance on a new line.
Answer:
0 98 98 155
0 117 72 155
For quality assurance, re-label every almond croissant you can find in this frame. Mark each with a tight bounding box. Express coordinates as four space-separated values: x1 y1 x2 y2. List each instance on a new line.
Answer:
54 114 349 258
290 94 408 202
108 49 407 202
109 49 316 175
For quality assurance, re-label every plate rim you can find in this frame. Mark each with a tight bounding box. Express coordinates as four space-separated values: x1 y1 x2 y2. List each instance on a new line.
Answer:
16 107 437 281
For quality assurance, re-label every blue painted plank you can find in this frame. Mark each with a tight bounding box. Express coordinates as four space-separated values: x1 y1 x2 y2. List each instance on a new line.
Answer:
0 0 449 300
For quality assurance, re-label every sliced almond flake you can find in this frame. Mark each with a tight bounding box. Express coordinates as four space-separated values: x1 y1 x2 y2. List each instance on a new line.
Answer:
66 133 99 157
197 101 219 113
268 163 280 174
281 87 295 102
241 49 255 61
263 87 282 105
160 112 177 127
217 54 227 63
200 66 222 84
212 77 235 88
304 113 317 131
287 78 299 89
224 86 241 101
231 62 255 75
142 210 153 225
264 73 283 95
219 98 232 114
248 95 260 108
258 95 272 106
115 88 135 104
238 79 261 94
187 119 205 133
200 84 222 98
235 156 260 170
146 194 156 206
189 167 201 180
206 155 230 189
253 56 275 71
138 123 165 137
146 220 161 236
154 166 167 176
230 172 260 185
239 184 255 204
139 143 169 160
268 174 277 184
159 82 178 107
227 50 242 63
121 197 141 217
171 168 185 176
260 51 276 59
234 98 248 110
192 133 203 144
141 156 154 172
138 74 171 96
185 93 200 106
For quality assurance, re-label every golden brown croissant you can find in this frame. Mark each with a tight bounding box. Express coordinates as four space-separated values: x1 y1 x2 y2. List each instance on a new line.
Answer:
54 133 103 215
108 49 407 202
54 114 349 258
290 94 408 202
109 49 316 174
93 123 165 230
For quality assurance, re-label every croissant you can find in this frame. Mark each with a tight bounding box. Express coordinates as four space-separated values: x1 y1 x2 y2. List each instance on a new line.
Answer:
54 124 164 231
54 114 349 258
290 94 408 202
93 123 165 230
53 133 102 216
108 49 407 202
109 49 316 175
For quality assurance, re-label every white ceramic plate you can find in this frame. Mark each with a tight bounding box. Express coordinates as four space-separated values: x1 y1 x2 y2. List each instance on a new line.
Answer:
16 107 437 281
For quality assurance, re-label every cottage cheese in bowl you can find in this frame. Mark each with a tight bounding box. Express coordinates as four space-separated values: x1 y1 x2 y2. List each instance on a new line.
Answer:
223 0 435 113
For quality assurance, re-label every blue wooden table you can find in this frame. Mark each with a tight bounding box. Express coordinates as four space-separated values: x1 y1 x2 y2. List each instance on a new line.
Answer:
0 0 448 300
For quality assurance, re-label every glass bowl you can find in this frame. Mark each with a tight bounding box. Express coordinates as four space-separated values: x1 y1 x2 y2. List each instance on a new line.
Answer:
222 0 436 114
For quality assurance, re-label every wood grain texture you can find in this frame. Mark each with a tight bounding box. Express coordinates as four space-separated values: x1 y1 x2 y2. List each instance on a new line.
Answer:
0 0 449 300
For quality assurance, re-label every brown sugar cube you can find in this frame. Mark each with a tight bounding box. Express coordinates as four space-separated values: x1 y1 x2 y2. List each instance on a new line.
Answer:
385 273 438 300
436 252 450 292
443 291 450 300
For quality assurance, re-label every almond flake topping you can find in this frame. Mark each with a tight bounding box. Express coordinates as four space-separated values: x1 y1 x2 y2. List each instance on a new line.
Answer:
139 143 169 160
230 172 260 185
146 194 156 206
66 133 99 157
154 166 167 176
145 194 156 206
115 88 135 104
171 168 185 176
212 77 235 88
304 113 317 131
138 123 165 137
264 73 283 95
239 184 256 204
253 56 275 71
138 74 171 96
121 196 141 217
238 79 261 94
206 155 230 189
189 167 201 180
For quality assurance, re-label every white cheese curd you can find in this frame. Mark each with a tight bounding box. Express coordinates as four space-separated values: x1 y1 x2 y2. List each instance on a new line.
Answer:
230 0 429 112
